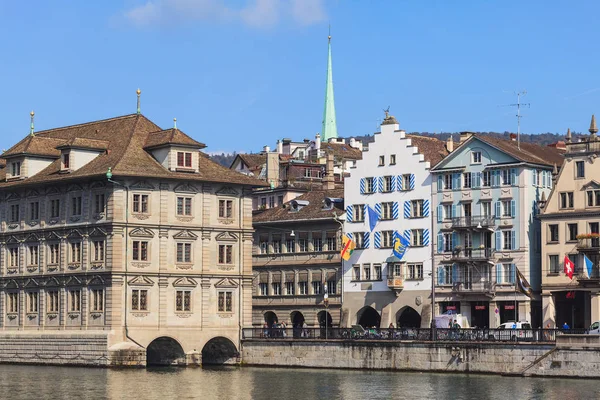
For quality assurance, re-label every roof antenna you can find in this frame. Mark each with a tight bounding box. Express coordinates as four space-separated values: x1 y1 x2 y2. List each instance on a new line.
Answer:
500 91 530 150
30 110 35 136
136 88 141 114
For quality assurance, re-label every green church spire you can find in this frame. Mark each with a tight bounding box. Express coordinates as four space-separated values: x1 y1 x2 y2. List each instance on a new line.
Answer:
321 33 338 141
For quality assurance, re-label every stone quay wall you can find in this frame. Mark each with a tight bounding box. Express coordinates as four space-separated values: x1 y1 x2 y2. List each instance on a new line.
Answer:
241 336 600 378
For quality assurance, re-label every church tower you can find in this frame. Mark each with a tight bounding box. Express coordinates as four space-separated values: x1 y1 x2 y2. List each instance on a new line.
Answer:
321 33 338 141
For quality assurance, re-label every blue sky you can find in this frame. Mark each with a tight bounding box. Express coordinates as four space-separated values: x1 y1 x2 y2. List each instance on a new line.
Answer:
0 1 598 153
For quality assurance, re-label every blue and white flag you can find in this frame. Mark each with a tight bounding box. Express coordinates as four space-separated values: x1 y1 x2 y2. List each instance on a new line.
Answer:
367 205 379 232
584 254 594 278
392 231 410 260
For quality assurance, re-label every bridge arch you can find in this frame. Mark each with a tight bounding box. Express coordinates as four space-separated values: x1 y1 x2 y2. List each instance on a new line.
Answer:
146 336 186 366
202 337 239 365
357 306 381 328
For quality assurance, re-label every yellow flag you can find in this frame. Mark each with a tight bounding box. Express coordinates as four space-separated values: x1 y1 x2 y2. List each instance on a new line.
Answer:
340 235 356 261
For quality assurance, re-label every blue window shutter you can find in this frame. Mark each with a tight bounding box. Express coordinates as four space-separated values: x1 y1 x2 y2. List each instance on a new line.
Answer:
404 201 411 218
437 205 443 223
374 231 381 249
452 264 458 283
375 202 382 218
397 175 403 191
453 173 459 189
474 172 481 188
495 201 501 219
455 204 461 218
511 200 516 217
510 263 516 283
409 174 416 190
437 266 444 286
496 263 502 283
363 232 370 248
423 199 430 217
437 233 443 253
392 202 399 220
452 232 458 248
543 171 548 188
495 231 501 251
511 230 517 250
346 205 353 222
494 171 500 187
532 170 537 186
452 204 457 219
549 173 553 189
511 168 517 186
360 178 366 194
437 175 442 191
423 229 430 246
390 176 396 191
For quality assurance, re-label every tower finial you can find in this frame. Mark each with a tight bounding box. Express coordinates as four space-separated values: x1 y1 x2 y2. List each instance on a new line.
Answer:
590 114 598 137
173 118 177 129
136 88 141 114
328 24 331 42
321 29 338 142
565 127 572 143
30 110 35 136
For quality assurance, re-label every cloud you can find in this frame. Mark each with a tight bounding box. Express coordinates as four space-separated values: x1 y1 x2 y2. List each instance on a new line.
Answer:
123 0 327 28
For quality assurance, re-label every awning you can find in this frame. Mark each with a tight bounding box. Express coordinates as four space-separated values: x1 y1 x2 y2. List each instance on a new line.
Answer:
299 272 308 282
285 271 295 282
259 274 268 283
272 272 281 281
386 256 402 264
312 271 322 282
326 271 337 281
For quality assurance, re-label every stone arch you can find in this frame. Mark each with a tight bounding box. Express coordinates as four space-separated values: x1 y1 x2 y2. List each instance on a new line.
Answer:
290 311 306 338
202 337 238 365
396 306 422 328
146 336 186 366
317 311 332 328
264 311 278 326
357 306 381 328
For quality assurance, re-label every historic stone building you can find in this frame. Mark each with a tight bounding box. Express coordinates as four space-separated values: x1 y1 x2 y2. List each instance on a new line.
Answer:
540 117 600 329
342 112 448 329
0 106 263 366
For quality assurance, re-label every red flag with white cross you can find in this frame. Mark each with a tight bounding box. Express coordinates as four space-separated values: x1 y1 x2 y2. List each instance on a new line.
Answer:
564 255 575 280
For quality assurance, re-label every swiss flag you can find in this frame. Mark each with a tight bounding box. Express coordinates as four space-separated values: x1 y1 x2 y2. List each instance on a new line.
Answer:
564 256 575 280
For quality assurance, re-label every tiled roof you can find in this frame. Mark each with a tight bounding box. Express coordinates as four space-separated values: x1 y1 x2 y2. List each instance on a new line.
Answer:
406 134 449 165
2 136 65 158
236 153 267 170
477 136 564 166
321 142 362 160
0 114 266 188
253 188 344 223
56 137 110 150
144 128 206 149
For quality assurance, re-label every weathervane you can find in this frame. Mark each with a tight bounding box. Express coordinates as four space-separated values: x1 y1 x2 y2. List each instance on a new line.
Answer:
383 106 390 118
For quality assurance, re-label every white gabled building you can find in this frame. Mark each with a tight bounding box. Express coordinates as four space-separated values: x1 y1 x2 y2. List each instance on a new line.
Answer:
341 112 449 328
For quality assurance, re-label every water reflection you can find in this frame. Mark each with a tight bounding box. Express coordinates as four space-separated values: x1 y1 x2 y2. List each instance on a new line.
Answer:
0 364 597 400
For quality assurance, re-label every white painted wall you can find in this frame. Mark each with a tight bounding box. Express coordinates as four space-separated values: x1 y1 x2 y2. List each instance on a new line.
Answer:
26 158 54 177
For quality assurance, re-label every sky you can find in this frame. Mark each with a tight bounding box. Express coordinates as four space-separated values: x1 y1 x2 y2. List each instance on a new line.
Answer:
1 1 599 154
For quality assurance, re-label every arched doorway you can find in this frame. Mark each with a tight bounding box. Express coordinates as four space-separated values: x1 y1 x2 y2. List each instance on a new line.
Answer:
291 311 305 338
318 311 333 339
146 337 185 366
264 311 278 327
202 337 238 365
357 306 381 328
397 307 422 328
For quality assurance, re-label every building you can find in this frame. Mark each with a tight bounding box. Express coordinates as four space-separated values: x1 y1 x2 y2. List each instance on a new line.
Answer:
341 112 448 329
431 132 564 328
0 104 264 366
540 117 600 329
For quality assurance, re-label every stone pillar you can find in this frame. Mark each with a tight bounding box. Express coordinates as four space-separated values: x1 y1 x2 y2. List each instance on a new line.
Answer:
308 232 314 252
591 293 600 328
158 277 169 328
542 293 555 328
460 301 471 326
520 300 531 324
201 278 211 327
489 301 499 328
268 272 273 296
267 233 274 254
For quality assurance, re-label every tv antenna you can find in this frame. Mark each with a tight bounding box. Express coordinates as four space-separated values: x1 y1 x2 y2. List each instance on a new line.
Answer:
500 91 530 150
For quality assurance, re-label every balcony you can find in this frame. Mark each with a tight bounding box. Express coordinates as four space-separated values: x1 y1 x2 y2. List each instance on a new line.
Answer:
565 140 600 156
451 216 495 230
450 248 494 262
577 237 600 252
452 280 496 296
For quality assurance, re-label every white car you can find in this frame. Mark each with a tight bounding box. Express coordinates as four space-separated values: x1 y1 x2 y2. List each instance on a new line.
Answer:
588 321 600 334
491 321 533 341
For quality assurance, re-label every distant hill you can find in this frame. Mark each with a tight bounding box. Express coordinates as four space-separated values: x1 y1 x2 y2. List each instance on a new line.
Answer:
209 152 238 168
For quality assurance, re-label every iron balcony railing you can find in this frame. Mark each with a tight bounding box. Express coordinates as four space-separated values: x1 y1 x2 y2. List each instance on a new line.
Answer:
450 248 494 261
242 327 587 343
451 216 495 229
577 237 600 251
452 280 495 294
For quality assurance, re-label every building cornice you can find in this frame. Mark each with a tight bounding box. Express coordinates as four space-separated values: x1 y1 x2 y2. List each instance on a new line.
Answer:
539 209 600 219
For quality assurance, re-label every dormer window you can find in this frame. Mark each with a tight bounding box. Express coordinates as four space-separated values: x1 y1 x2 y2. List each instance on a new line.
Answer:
11 161 21 177
62 153 70 170
177 152 192 168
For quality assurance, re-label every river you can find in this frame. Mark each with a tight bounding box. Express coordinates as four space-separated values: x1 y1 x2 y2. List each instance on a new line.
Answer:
0 364 597 400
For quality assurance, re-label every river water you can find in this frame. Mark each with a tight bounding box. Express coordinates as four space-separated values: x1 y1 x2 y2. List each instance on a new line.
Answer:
0 364 597 400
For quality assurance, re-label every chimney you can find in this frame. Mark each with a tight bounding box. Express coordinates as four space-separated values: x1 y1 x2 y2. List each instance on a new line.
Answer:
565 128 572 144
509 133 517 141
282 139 291 155
266 152 280 186
446 136 454 153
263 145 271 153
349 138 355 148
315 133 321 153
547 141 566 151
459 132 474 143
276 140 283 154
323 153 335 190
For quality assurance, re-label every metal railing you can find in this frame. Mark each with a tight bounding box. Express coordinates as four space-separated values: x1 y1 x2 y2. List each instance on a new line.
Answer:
451 248 494 261
242 327 588 343
452 280 495 294
577 238 600 250
451 216 495 229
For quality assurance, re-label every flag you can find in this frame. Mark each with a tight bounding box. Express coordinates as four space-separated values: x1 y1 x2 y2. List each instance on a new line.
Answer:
584 254 594 278
367 205 379 232
392 231 410 260
516 268 532 298
564 255 574 280
340 235 356 261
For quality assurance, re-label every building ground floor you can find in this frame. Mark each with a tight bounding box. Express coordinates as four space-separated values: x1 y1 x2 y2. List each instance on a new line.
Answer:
341 290 432 329
252 299 342 330
542 287 600 330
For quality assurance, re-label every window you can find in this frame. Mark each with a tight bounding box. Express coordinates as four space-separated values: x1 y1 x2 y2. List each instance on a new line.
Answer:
548 224 559 243
49 243 60 264
560 192 574 209
9 204 19 222
177 151 193 168
29 202 39 221
177 197 193 216
286 238 295 253
383 176 394 192
353 265 360 280
285 282 295 295
363 264 371 281
177 243 192 263
381 231 394 248
90 289 104 312
311 237 322 252
298 239 308 252
355 232 366 249
312 281 322 294
260 198 267 208
27 292 38 313
482 171 491 187
353 204 365 222
502 200 512 217
379 155 385 166
441 265 453 285
9 247 19 267
91 240 105 262
411 229 424 247
503 231 514 250
501 169 511 186
277 195 284 206
272 282 281 295
576 161 585 178
47 291 59 313
69 290 81 312
374 264 382 280
443 204 452 220
365 177 374 193
443 233 454 252
11 161 21 177
132 289 148 311
272 239 281 254
63 153 70 169
176 290 192 312
132 241 148 261
472 151 482 164
326 236 336 251
481 202 492 217
568 224 578 242
259 241 268 254
444 174 453 190
219 200 233 218
28 245 39 266
390 154 396 165
259 283 268 296
381 202 394 220
463 172 472 188
549 255 560 274
411 200 424 218
268 196 275 208
7 293 18 313
50 199 60 218
298 281 308 295
218 291 233 312
408 263 423 280
71 196 82 216
94 193 105 214
218 244 232 264
391 264 402 278
497 264 515 284
402 174 412 191
587 190 600 207
132 194 149 213
326 280 337 294
70 242 81 263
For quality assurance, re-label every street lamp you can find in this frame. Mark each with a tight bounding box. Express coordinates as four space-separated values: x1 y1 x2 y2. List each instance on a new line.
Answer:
324 283 329 340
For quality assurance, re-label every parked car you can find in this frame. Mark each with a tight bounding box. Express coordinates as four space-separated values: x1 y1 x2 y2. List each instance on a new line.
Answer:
588 321 600 334
489 321 533 341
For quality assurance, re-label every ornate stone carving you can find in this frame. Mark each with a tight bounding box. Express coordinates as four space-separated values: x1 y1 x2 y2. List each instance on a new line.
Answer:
7 224 18 230
176 313 192 318
218 265 235 271
215 277 239 288
131 262 151 269
67 184 84 192
173 277 197 288
216 186 238 196
28 220 39 227
132 214 150 220
129 227 155 238
128 276 155 286
174 183 199 193
89 227 108 237
173 230 198 240
130 180 155 190
176 264 193 270
92 213 105 221
47 219 59 226
215 232 238 242
67 263 81 271
176 216 194 223
132 312 150 318
218 219 234 225
218 313 233 318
